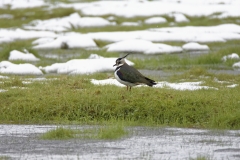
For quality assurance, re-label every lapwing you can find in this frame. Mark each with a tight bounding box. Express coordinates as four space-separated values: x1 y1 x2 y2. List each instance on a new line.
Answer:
113 54 157 91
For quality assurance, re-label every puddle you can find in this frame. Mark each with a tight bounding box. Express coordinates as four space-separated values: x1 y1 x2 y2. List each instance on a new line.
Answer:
0 125 240 159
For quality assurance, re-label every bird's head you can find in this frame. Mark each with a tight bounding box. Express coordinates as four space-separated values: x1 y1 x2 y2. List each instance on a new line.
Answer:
113 53 129 67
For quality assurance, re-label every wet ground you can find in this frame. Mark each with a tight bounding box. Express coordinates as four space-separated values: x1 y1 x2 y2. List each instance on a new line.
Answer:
0 125 240 160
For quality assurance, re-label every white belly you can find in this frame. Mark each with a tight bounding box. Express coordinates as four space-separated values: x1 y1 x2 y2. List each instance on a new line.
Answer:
114 70 137 87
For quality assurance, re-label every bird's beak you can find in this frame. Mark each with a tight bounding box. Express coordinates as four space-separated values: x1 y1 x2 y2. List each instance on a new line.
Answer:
113 63 117 67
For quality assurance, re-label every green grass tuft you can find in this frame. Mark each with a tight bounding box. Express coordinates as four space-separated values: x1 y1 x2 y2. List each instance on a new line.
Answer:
98 124 127 139
40 127 74 140
189 155 212 160
0 40 39 61
40 125 128 140
0 156 11 160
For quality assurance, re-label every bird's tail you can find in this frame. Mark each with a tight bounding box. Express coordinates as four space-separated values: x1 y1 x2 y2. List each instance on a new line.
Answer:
145 77 157 87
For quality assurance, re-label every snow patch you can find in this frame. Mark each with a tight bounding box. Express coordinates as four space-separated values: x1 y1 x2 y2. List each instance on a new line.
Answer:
24 13 114 32
0 75 9 79
169 13 189 23
121 22 140 26
78 0 240 18
144 17 167 24
0 89 7 92
222 53 239 62
226 84 238 88
88 54 104 59
87 24 240 43
0 0 46 9
91 79 218 91
182 42 209 51
0 28 56 44
9 50 40 61
33 34 97 49
40 56 134 75
233 61 240 70
105 39 182 54
0 61 43 75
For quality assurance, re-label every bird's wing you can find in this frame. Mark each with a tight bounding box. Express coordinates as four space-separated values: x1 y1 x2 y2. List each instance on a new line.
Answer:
117 64 145 84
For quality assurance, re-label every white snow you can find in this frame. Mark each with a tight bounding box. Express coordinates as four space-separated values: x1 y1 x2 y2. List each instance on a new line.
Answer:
40 56 134 75
0 1 238 45
153 23 240 34
24 13 80 32
88 54 104 59
0 37 14 44
75 0 240 18
0 0 239 84
226 84 238 88
222 53 239 61
144 17 167 24
145 43 183 54
33 34 97 49
0 0 46 9
0 89 7 92
0 61 43 75
105 39 182 54
2 0 240 19
32 37 55 46
0 75 9 79
0 28 56 44
0 25 240 46
76 17 114 28
24 13 114 32
182 42 209 51
91 78 124 87
233 61 240 70
9 50 40 61
107 16 115 21
87 24 240 43
91 79 218 91
121 22 140 26
157 81 218 90
169 13 189 23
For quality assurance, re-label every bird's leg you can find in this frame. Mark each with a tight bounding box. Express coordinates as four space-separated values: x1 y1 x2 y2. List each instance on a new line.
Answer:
126 86 128 91
129 86 132 91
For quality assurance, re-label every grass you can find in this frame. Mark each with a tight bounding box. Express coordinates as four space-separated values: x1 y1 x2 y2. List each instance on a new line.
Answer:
0 40 39 61
2 39 234 72
0 156 10 160
0 40 239 130
0 72 240 129
0 7 75 28
131 40 240 71
40 125 128 140
40 127 75 140
189 155 212 160
98 124 127 139
0 3 240 130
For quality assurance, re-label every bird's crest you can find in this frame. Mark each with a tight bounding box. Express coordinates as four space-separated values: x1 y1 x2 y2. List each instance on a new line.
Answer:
113 53 130 67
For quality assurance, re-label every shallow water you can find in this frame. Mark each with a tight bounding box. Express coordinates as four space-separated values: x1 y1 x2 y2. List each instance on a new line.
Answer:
0 125 240 160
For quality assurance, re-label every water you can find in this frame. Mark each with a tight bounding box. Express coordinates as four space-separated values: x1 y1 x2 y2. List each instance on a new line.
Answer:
0 125 240 159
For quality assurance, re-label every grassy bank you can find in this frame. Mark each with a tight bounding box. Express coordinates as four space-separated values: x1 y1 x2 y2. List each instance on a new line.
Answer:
0 72 240 129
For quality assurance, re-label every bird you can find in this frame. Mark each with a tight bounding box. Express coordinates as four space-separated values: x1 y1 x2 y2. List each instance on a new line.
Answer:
113 53 157 91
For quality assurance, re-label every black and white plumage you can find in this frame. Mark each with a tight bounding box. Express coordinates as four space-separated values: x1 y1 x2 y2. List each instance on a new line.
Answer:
113 54 157 91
